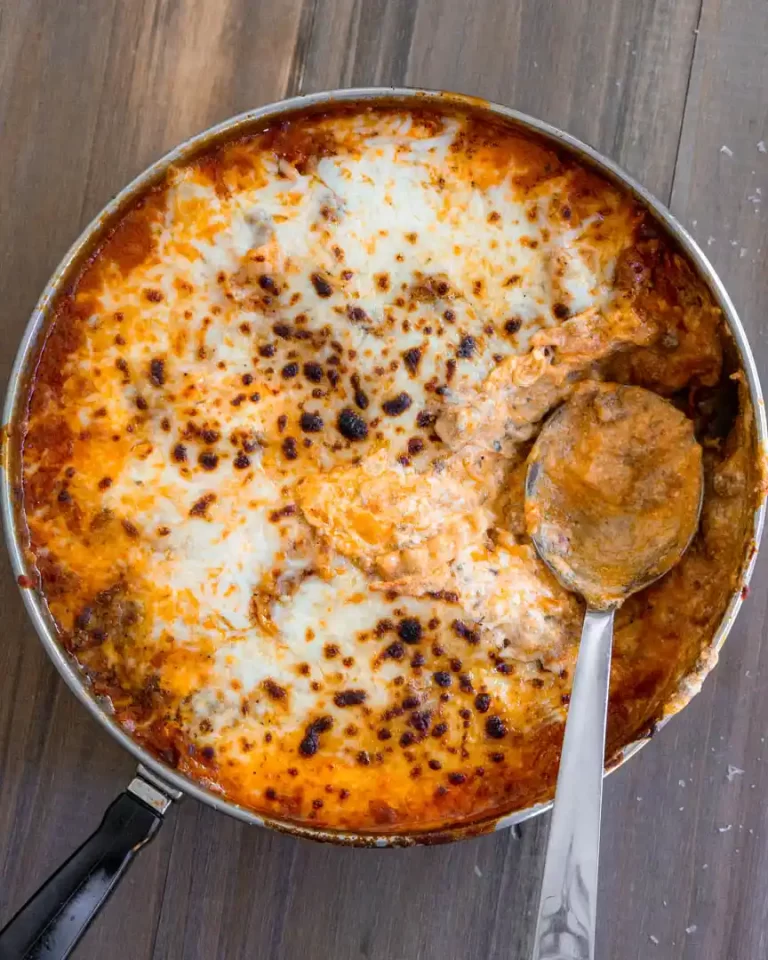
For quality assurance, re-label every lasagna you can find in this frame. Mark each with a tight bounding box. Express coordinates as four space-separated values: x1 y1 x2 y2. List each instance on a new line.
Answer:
21 102 759 833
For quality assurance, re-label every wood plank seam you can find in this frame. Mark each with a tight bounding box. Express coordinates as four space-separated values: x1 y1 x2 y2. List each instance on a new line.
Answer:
73 0 121 230
668 0 706 206
286 0 320 97
145 810 184 960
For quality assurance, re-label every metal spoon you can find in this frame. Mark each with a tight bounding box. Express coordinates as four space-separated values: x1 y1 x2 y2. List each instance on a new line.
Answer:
525 382 704 960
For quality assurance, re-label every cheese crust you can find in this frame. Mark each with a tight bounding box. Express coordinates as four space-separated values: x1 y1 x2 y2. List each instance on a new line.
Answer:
22 104 757 833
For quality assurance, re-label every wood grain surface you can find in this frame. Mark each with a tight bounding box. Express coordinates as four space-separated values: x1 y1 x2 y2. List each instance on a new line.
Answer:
1 1 766 957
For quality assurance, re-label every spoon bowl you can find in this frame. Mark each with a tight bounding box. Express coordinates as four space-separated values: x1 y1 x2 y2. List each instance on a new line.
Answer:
526 382 704 609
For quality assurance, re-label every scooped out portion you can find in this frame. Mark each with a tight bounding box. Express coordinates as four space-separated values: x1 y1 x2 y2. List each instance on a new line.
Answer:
525 383 704 609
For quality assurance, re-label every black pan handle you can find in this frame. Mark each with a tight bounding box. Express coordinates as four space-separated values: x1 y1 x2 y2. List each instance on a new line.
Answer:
0 769 178 960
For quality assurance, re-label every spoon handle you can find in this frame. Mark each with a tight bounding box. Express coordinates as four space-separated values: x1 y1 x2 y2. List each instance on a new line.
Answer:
531 607 615 960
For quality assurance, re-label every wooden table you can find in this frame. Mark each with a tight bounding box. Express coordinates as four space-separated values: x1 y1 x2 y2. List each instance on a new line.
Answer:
1 2 766 957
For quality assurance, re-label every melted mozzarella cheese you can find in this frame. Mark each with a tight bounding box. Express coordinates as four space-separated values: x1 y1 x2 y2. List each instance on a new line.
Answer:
24 106 646 828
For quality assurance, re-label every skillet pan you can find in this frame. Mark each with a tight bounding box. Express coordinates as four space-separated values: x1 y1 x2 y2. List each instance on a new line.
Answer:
0 87 764 959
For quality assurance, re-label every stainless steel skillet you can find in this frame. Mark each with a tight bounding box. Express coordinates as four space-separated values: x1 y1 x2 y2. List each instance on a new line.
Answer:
0 87 764 959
